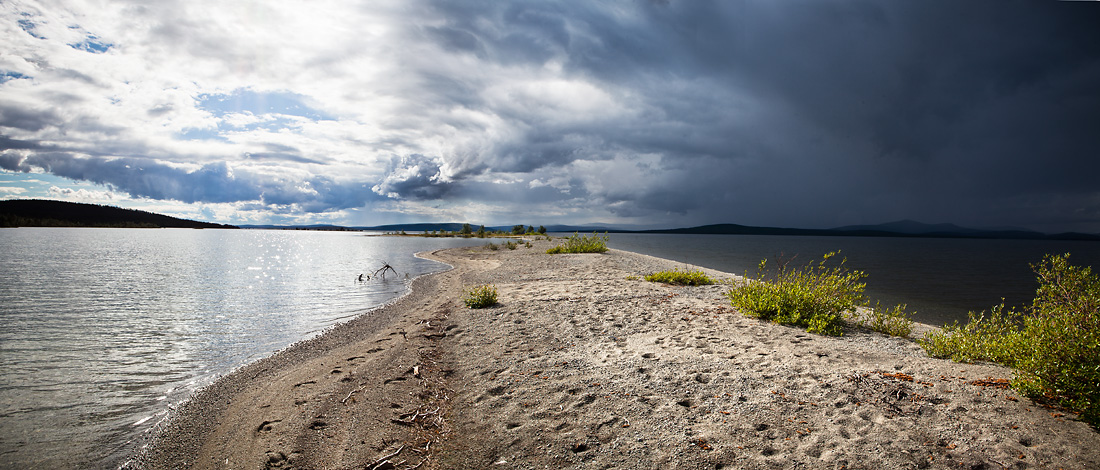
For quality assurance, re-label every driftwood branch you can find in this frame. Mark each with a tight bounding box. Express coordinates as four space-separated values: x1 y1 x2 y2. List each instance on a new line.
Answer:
358 261 399 282
367 445 404 470
372 261 398 280
341 383 369 404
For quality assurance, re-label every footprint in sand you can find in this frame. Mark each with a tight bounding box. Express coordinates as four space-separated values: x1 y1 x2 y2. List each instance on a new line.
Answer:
575 394 598 408
265 451 289 467
256 420 281 433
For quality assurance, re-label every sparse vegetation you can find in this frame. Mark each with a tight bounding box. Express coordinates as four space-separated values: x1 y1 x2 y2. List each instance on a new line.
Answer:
504 240 518 250
726 252 867 336
919 254 1099 427
388 223 551 239
546 232 609 254
850 302 915 337
462 284 498 309
486 242 499 251
645 269 716 286
919 303 1020 364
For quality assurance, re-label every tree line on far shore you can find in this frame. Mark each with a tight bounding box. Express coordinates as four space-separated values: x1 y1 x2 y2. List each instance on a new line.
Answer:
387 224 548 238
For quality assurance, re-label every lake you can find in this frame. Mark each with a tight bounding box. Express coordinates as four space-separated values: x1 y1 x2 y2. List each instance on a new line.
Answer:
0 228 498 469
606 233 1100 327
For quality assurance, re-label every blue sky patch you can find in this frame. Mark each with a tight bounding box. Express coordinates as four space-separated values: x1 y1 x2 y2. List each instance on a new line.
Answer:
0 71 30 83
69 35 113 53
197 89 333 121
175 127 228 142
17 18 44 39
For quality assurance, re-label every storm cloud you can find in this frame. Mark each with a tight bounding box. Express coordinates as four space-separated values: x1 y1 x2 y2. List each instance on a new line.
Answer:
1 0 1098 231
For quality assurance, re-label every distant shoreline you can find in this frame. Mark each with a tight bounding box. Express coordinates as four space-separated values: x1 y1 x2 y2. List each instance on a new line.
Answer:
0 199 236 229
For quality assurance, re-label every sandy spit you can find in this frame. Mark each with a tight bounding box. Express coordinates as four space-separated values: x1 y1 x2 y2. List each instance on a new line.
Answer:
136 239 1099 470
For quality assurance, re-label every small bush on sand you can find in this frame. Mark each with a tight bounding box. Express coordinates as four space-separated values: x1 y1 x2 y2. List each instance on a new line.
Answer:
726 252 866 336
462 284 498 309
850 302 915 337
645 269 715 286
919 302 1021 364
504 240 517 250
919 254 1099 427
546 232 609 254
486 242 499 251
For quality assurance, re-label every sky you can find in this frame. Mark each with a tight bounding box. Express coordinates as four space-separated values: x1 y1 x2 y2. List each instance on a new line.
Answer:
2 1 1099 232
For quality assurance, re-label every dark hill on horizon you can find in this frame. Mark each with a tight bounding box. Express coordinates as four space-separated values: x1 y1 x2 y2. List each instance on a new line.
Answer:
647 220 1100 241
0 199 238 229
240 219 1098 241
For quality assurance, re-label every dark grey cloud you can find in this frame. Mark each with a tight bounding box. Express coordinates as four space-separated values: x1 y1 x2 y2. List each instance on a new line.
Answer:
0 152 379 212
0 103 62 132
379 0 1100 231
0 136 47 151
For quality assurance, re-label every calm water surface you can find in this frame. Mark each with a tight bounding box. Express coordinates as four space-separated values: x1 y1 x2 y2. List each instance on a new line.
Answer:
0 228 497 469
607 233 1100 327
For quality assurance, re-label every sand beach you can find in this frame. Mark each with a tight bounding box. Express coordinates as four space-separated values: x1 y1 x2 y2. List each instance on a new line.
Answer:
136 239 1100 469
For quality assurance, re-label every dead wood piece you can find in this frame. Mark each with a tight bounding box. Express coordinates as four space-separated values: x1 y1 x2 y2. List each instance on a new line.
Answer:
368 445 404 470
341 383 369 404
371 262 399 280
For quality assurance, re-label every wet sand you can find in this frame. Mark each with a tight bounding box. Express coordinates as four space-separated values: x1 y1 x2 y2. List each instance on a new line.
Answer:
136 239 1100 469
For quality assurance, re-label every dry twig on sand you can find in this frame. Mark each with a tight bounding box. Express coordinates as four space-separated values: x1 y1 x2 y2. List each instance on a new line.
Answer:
367 445 404 470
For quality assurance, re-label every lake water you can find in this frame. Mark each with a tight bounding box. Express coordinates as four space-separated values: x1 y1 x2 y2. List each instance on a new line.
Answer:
0 228 498 470
607 233 1100 327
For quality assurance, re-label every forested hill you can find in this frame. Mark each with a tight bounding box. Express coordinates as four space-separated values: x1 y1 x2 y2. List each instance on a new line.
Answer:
0 199 237 229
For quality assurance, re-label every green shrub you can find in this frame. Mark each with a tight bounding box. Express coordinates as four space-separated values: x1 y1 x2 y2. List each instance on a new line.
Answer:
486 242 499 251
919 302 1023 363
919 254 1099 427
726 252 866 336
645 269 715 286
462 284 498 309
850 302 915 337
546 232 609 254
504 240 517 250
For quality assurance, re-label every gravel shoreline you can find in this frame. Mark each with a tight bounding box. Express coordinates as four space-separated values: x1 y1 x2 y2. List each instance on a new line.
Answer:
136 239 1100 469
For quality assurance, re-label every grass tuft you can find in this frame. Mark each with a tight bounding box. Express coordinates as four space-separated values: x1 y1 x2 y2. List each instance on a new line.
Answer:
546 232 609 254
726 252 866 336
462 284 498 309
645 269 715 286
850 302 915 337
